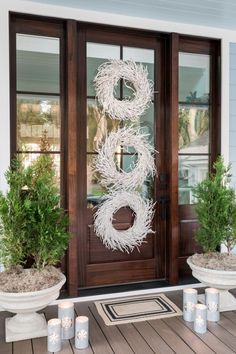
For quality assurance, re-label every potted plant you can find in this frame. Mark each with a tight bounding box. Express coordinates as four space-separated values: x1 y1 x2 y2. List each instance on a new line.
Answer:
187 156 236 311
0 138 71 342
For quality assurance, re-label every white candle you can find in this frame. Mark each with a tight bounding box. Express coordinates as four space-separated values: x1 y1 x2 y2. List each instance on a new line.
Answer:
75 316 89 349
205 288 220 322
183 288 198 322
47 318 61 353
194 304 207 334
58 301 74 340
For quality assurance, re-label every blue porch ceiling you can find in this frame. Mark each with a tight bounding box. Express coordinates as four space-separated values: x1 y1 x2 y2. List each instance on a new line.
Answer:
25 0 236 30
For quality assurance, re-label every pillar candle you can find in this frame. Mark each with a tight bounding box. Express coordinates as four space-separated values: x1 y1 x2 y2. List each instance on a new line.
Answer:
47 318 61 353
205 288 220 322
183 288 198 322
58 301 75 340
194 304 207 334
75 316 89 349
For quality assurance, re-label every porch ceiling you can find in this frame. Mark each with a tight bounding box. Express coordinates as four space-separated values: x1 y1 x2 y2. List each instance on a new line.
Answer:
25 0 236 31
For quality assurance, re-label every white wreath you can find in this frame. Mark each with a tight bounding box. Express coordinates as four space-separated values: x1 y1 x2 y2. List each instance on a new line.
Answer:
94 126 156 191
94 191 155 252
94 60 153 121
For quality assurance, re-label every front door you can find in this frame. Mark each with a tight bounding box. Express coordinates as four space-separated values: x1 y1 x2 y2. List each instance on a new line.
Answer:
75 26 167 288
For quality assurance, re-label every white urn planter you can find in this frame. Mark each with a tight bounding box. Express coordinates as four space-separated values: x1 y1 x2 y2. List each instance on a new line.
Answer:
0 272 66 342
187 257 236 312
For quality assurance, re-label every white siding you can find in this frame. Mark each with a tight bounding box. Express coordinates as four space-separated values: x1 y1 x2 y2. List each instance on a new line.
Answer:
229 43 236 189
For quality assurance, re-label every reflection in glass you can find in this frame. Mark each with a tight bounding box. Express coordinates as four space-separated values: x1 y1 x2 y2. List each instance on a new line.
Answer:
123 47 154 99
179 52 210 103
87 43 120 97
17 34 60 94
87 99 120 152
179 105 209 152
87 155 108 208
178 155 209 205
17 94 60 151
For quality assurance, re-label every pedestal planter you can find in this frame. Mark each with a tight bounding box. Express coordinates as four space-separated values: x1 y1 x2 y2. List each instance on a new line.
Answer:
187 257 236 312
0 272 66 342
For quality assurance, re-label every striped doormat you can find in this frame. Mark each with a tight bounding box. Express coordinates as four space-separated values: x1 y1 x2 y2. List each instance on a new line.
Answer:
95 293 182 326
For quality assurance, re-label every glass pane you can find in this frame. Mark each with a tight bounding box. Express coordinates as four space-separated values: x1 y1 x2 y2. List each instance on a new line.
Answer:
140 103 155 145
178 155 209 205
179 52 210 103
20 152 60 186
17 94 60 151
87 154 108 208
17 34 60 94
179 104 209 152
123 47 154 99
87 42 120 97
87 99 120 152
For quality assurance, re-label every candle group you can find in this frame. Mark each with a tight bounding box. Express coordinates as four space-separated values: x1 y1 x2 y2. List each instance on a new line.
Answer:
183 287 220 334
47 301 89 352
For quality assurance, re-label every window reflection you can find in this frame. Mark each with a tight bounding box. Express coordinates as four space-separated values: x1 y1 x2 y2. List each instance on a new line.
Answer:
178 155 209 205
179 105 209 152
17 34 60 94
17 94 60 151
178 52 210 205
179 53 209 102
16 34 61 189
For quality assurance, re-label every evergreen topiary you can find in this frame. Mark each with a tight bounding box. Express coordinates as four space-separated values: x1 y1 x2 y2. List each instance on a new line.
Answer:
0 133 70 270
192 156 236 254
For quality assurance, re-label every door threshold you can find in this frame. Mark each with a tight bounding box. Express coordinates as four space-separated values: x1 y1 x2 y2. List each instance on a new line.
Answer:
54 276 201 304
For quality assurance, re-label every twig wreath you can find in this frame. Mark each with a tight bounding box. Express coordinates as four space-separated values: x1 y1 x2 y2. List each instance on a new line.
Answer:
94 126 156 191
94 60 153 121
94 191 155 252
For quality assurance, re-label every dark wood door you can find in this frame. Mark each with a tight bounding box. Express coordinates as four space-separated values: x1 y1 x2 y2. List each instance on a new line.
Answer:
75 26 168 288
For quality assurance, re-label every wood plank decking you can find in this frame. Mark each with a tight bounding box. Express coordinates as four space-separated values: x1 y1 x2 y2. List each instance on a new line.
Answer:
1 289 236 353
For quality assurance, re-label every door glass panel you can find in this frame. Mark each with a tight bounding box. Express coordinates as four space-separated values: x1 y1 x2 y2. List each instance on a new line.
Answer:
179 53 210 102
178 155 209 205
87 154 108 207
179 104 209 152
87 99 120 152
17 34 60 94
16 34 61 189
87 43 120 97
17 94 60 151
123 47 154 99
178 52 210 205
87 45 155 207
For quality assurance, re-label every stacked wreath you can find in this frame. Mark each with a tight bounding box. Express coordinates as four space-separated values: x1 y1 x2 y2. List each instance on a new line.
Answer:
94 60 153 121
93 59 156 252
94 126 156 191
94 191 155 253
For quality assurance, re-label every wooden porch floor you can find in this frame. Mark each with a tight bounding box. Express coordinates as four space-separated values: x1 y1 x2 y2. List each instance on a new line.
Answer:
1 289 236 354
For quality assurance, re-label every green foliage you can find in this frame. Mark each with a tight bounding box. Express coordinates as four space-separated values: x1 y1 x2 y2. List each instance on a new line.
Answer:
0 155 70 270
193 156 236 254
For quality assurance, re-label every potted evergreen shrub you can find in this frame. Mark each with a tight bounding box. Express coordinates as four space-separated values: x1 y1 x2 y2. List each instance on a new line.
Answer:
187 156 236 311
0 139 71 342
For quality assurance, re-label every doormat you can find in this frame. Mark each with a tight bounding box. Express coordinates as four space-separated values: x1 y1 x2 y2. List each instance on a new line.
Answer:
95 293 182 326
